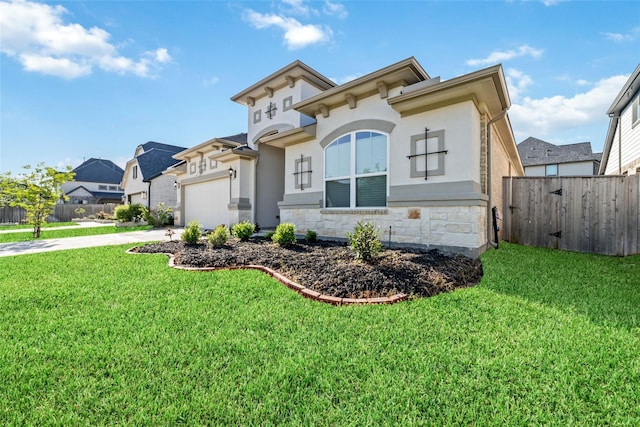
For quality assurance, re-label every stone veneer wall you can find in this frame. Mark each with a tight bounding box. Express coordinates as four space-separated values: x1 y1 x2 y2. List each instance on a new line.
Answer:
280 206 487 257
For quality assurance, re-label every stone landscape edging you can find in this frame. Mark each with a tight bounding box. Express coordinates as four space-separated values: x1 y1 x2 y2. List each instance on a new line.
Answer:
126 247 408 306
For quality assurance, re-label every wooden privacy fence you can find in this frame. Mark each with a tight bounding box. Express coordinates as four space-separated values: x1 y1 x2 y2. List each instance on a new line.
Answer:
0 204 118 224
503 175 640 256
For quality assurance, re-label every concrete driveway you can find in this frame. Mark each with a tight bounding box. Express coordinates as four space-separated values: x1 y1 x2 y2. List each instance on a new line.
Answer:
0 223 182 257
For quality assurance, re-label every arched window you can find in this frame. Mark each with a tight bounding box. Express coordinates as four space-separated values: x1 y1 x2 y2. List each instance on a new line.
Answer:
324 131 388 208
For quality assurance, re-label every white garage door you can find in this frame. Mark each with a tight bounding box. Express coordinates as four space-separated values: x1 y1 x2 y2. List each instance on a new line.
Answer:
184 180 229 229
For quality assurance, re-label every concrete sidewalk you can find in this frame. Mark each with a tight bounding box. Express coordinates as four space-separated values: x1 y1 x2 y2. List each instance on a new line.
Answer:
0 225 182 257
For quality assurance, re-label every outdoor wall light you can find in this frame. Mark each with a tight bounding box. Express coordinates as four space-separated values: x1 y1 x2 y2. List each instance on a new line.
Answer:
173 181 180 189
228 167 237 179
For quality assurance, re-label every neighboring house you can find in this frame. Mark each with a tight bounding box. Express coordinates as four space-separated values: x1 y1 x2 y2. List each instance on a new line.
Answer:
121 142 186 210
517 137 601 176
60 158 124 204
600 63 640 175
171 58 524 256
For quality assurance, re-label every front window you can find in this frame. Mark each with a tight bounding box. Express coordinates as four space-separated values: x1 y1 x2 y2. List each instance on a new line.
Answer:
133 165 138 179
324 131 388 208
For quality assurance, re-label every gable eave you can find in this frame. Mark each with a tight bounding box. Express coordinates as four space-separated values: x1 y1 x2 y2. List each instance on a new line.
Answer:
606 63 640 115
231 60 336 106
388 64 509 118
259 124 317 148
292 57 429 117
173 137 243 161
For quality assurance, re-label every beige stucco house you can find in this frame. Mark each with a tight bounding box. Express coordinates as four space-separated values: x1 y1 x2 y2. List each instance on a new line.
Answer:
600 63 640 175
171 58 523 256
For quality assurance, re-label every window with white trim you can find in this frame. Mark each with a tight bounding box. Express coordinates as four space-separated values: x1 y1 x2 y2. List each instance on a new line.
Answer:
545 164 558 176
324 131 388 208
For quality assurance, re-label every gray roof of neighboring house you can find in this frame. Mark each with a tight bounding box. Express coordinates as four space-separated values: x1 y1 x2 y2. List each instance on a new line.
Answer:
136 142 187 181
221 132 248 144
72 158 124 184
517 137 602 167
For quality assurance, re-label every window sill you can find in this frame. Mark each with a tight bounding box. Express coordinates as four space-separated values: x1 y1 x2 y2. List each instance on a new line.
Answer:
321 208 388 215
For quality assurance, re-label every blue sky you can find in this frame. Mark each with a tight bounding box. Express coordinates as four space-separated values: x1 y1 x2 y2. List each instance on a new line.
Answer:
1 0 639 175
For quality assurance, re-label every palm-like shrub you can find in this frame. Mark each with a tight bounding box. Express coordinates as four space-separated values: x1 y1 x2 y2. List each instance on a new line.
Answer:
347 221 382 262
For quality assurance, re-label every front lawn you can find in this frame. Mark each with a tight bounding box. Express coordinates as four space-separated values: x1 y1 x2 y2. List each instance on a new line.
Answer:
0 243 638 424
0 225 151 243
0 221 78 230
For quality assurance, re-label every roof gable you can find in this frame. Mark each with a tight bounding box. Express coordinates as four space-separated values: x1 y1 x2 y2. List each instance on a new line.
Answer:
72 158 124 184
518 137 601 166
231 60 336 106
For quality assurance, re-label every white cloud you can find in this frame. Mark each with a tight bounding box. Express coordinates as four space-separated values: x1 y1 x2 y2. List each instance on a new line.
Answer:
202 76 220 87
323 1 348 19
281 0 314 17
466 45 544 67
0 0 171 79
509 74 629 141
604 27 640 42
505 68 533 101
243 9 331 50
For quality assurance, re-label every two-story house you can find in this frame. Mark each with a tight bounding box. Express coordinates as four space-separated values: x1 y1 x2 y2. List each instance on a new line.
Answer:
518 137 601 176
61 158 124 204
121 142 186 210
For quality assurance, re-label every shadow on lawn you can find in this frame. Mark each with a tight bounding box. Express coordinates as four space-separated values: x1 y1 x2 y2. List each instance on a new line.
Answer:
480 242 640 331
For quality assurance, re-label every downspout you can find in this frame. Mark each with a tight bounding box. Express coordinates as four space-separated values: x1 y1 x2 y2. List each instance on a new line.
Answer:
617 115 622 175
147 181 151 210
486 108 508 249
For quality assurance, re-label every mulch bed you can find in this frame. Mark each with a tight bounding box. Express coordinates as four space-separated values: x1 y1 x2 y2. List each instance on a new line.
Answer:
133 237 483 300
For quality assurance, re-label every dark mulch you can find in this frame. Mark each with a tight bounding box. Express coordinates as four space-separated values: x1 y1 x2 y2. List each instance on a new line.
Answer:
134 237 483 299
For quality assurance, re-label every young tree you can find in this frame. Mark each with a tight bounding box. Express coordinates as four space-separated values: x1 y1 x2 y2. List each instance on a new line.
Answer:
0 163 75 238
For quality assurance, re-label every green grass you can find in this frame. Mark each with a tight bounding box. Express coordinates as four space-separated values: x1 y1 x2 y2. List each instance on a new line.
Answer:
0 242 638 425
0 221 78 230
0 225 151 243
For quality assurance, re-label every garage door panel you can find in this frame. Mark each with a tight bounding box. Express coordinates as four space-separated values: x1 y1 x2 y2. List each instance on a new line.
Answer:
184 180 228 229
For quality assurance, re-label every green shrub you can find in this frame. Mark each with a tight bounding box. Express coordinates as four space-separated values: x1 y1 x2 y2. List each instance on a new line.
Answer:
305 229 318 243
232 221 255 241
272 222 296 247
181 221 202 244
74 207 86 218
114 205 133 222
145 202 173 227
114 203 147 223
208 225 230 247
347 221 382 262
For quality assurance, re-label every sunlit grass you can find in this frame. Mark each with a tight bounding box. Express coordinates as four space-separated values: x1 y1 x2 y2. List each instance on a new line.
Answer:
0 225 151 243
0 242 638 424
0 221 78 230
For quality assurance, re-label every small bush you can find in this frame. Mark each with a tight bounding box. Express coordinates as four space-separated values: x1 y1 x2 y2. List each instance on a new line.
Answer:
272 222 296 247
114 205 133 222
96 211 112 220
181 221 202 244
305 230 318 243
208 225 230 247
74 207 86 218
232 221 255 241
145 202 173 227
347 221 382 262
114 203 147 223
